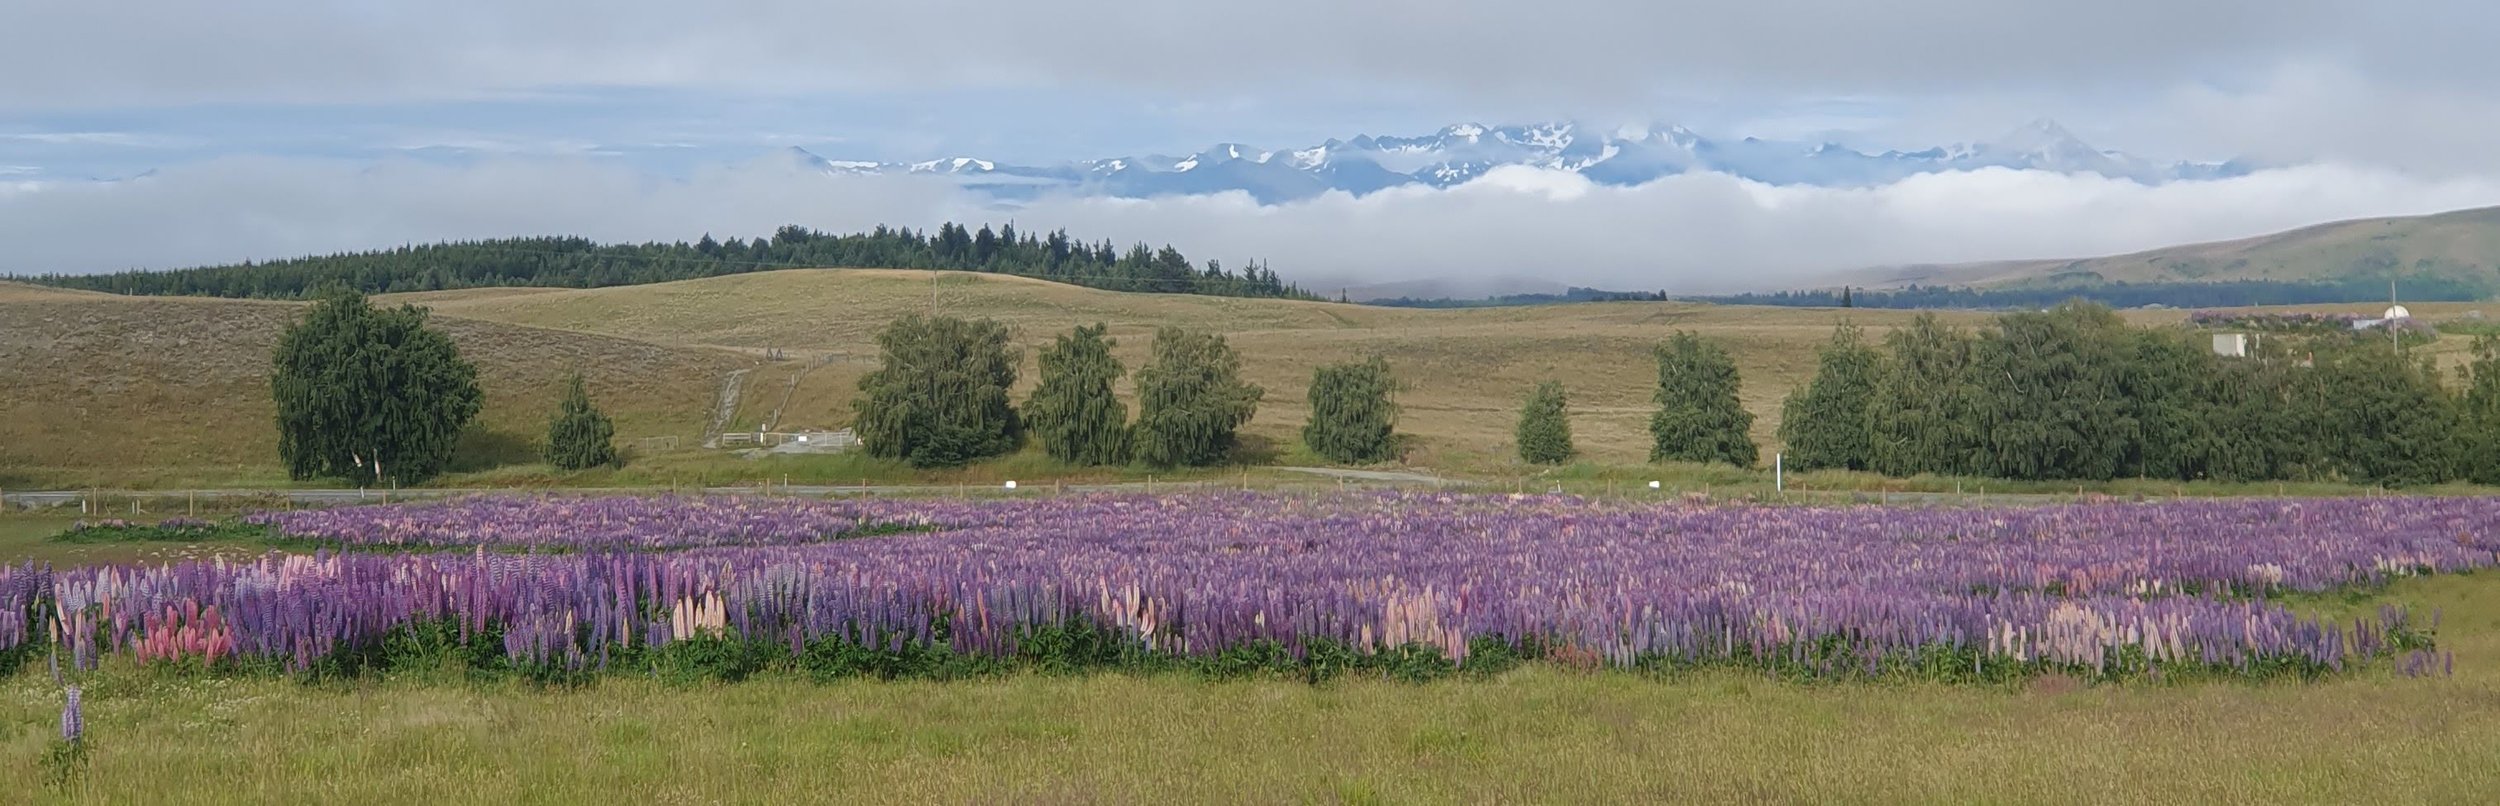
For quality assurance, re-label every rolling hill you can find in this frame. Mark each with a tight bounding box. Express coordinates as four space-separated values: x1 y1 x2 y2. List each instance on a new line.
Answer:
1860 206 2500 293
12 271 2491 487
0 281 739 487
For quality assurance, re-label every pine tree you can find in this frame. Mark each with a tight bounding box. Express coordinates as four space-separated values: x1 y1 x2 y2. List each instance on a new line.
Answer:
271 289 482 485
1303 357 1400 464
1776 324 1879 472
852 315 1023 468
1649 332 1757 467
1024 324 1129 465
543 373 618 470
1132 327 1263 467
1515 381 1575 464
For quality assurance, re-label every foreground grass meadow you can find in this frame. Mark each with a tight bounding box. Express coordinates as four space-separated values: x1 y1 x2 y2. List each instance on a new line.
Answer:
6 576 2498 803
7 494 2500 803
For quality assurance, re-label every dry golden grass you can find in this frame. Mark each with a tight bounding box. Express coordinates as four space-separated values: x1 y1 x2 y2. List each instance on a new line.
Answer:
12 270 2493 484
411 269 1996 469
0 290 740 486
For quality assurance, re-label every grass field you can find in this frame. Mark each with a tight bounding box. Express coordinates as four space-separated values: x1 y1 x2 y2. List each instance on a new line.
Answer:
6 570 2494 804
0 281 737 488
8 271 2495 489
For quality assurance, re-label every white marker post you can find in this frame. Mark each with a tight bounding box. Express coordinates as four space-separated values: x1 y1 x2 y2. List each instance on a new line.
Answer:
1775 452 1784 495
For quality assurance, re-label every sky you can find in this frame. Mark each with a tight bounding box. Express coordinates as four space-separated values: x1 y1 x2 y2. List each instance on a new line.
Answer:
5 0 2500 291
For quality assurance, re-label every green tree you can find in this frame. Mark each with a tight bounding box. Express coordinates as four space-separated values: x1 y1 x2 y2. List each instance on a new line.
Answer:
1867 315 1983 477
1132 327 1263 467
853 315 1023 468
1969 303 2138 481
1515 381 1575 464
2312 342 2461 486
1304 356 1400 464
2461 335 2500 484
1649 332 1757 467
1024 324 1130 465
271 289 482 485
1777 324 1880 471
2122 329 2220 481
543 374 618 470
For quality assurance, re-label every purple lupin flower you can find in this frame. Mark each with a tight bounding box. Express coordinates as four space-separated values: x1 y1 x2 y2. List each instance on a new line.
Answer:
60 686 83 744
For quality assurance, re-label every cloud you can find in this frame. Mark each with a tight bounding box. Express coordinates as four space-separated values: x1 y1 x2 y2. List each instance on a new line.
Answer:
6 1 2489 114
7 154 2498 293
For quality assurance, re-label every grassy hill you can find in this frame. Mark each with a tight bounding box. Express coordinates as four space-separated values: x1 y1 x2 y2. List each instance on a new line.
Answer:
13 271 2495 488
1865 206 2500 292
388 269 1990 472
0 281 738 487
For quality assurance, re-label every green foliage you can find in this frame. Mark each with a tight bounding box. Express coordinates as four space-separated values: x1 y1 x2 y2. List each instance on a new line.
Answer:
1303 356 1401 464
31 225 1315 301
49 520 277 546
2120 330 2215 480
1648 332 1756 467
2310 343 2461 487
543 374 618 471
1777 324 1879 471
270 289 482 486
1866 315 1983 477
2462 335 2500 484
852 315 1023 468
1514 381 1575 465
1024 324 1130 466
1131 328 1264 467
43 737 89 789
1830 301 2480 486
1970 303 2139 481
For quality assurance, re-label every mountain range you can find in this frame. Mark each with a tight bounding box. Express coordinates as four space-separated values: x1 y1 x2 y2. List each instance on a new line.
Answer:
790 119 2255 203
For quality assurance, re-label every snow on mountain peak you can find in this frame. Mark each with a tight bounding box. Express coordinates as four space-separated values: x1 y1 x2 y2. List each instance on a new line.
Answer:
803 118 2243 202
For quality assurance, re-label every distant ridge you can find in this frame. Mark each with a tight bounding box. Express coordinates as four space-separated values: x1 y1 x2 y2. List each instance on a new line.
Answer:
1858 206 2500 293
15 223 1315 302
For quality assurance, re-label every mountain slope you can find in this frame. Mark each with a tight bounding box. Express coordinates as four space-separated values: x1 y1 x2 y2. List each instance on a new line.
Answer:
799 118 2246 203
1859 206 2500 293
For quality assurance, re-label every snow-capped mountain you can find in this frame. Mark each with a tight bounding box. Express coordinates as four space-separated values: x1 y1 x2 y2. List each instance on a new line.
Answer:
793 119 2252 203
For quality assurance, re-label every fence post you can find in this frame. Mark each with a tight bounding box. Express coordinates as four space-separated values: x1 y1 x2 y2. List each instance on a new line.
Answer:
189 491 197 517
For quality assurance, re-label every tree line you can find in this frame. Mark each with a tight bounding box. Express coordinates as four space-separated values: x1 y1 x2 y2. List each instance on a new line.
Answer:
853 315 1404 469
265 291 2500 490
29 223 1312 301
1774 303 2500 486
1372 277 2491 312
1689 277 2490 311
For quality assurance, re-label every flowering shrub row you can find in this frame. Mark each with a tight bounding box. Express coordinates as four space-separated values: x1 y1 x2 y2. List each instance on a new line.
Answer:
6 493 2488 682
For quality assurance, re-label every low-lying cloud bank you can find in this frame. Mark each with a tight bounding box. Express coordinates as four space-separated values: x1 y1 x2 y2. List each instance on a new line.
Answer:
6 155 2498 293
